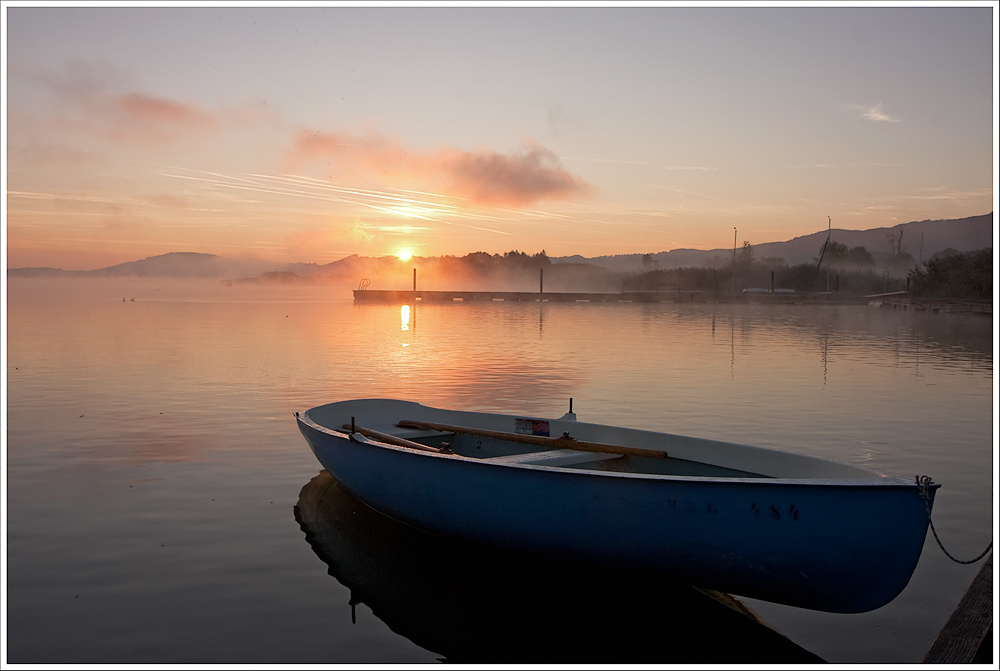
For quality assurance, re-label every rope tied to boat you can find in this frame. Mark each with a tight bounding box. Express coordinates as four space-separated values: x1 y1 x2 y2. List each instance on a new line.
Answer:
916 475 992 565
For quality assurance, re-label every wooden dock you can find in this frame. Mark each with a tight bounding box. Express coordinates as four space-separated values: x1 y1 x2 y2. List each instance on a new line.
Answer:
877 296 993 316
353 289 873 304
923 554 993 663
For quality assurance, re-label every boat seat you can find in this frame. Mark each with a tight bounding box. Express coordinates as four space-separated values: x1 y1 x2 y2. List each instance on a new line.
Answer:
391 427 452 440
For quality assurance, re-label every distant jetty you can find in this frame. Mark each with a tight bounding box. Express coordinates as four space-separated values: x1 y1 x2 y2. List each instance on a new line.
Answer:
874 296 992 316
353 289 875 305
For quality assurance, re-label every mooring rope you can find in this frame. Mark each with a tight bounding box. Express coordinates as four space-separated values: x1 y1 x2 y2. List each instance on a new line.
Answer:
916 475 992 565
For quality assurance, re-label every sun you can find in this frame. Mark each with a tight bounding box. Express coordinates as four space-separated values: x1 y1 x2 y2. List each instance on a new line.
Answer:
397 248 413 262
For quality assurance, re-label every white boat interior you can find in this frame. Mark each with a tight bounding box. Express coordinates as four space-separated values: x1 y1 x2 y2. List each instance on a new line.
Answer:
307 400 895 483
397 431 768 479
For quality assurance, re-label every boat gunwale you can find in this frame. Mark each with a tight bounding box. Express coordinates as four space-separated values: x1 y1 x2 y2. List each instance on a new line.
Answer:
297 410 919 488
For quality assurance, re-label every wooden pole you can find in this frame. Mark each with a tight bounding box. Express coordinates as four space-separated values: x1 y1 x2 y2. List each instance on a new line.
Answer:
732 227 737 293
397 419 667 459
413 268 417 292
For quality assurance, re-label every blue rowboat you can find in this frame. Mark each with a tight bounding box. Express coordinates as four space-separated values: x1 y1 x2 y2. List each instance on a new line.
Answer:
296 398 938 613
294 470 826 662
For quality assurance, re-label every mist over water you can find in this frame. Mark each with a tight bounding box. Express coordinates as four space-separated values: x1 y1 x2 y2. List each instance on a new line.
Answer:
5 278 994 663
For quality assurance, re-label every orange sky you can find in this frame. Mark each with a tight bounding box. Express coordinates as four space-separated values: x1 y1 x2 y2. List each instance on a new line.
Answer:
4 6 996 270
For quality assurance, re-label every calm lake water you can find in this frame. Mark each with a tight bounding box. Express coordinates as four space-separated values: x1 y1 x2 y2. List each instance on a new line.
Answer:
4 278 995 663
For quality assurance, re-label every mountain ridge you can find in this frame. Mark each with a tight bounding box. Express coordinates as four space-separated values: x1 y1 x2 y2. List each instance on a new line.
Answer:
556 213 993 272
7 213 993 279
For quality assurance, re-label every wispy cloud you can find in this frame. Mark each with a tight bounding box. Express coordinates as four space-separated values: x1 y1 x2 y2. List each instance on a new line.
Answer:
21 60 217 146
660 166 718 171
786 161 903 169
106 93 215 142
895 186 994 202
290 131 593 208
846 103 902 123
559 156 653 166
161 167 488 232
649 185 723 201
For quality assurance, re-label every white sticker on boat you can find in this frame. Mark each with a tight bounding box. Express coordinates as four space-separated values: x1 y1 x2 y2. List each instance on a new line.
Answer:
515 419 550 437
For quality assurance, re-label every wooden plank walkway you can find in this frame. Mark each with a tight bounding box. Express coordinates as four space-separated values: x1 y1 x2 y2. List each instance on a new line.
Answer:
353 289 872 304
878 296 993 316
923 554 993 663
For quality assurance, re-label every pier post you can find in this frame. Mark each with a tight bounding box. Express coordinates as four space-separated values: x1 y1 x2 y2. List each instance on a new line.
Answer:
540 268 544 294
413 268 417 292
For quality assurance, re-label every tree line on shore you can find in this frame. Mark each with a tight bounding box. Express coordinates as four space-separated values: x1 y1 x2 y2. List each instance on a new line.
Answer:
626 241 991 298
454 244 992 299
906 248 992 300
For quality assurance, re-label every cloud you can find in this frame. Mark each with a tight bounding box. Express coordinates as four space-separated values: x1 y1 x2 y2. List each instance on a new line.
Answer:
291 130 592 208
441 143 592 207
145 193 191 209
23 60 216 145
846 103 901 123
7 138 100 166
31 58 135 101
106 93 215 142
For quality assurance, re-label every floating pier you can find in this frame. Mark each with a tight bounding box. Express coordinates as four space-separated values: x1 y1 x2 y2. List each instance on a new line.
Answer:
353 289 873 304
876 296 993 316
923 554 993 663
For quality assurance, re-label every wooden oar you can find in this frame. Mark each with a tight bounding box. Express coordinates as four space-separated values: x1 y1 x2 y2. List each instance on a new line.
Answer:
342 424 452 454
397 419 667 459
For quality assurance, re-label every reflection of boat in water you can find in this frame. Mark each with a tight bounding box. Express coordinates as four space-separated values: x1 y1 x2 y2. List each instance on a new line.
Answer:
294 470 823 663
296 398 936 614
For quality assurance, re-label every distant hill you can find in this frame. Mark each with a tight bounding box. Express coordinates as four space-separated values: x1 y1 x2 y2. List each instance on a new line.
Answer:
233 254 409 285
554 213 994 272
6 252 271 279
96 252 250 277
7 213 992 280
5 251 413 283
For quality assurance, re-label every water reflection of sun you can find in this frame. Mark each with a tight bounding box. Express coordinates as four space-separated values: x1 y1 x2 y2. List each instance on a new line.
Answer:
400 304 411 347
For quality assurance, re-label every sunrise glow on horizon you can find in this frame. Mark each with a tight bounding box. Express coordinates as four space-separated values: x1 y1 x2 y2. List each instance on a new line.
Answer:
3 5 996 271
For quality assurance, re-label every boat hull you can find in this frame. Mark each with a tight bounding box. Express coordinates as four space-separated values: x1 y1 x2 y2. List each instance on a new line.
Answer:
297 400 935 613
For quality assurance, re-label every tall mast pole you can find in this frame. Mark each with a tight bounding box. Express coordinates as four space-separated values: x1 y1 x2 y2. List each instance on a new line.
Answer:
732 227 737 293
827 216 831 292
